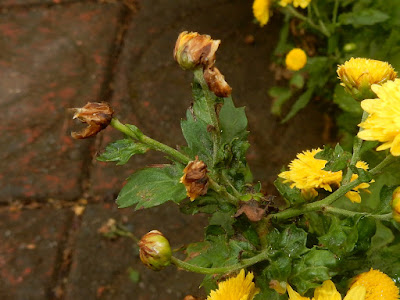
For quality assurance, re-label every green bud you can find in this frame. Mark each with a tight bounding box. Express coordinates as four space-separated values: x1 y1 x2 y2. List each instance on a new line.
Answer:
138 230 172 271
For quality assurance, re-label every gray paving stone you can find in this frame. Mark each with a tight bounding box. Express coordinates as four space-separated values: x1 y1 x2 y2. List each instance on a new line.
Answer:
0 207 72 300
64 203 208 300
0 2 122 202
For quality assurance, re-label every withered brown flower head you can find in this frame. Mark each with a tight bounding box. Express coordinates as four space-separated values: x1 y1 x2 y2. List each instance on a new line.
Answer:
203 66 232 97
180 157 209 201
174 31 220 70
70 102 113 139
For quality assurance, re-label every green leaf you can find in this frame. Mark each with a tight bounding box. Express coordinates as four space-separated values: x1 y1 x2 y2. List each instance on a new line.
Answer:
269 87 292 116
374 185 397 214
339 9 390 26
290 248 337 294
274 177 305 206
127 267 140 283
318 216 359 256
267 225 308 258
192 80 213 124
97 139 148 165
315 144 351 172
264 253 292 282
181 109 213 165
219 97 248 144
116 164 187 209
209 210 236 237
367 220 395 255
282 87 314 123
333 84 363 114
290 73 305 89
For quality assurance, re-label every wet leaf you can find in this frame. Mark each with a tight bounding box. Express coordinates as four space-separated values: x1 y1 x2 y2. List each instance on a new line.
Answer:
117 164 187 209
97 139 148 165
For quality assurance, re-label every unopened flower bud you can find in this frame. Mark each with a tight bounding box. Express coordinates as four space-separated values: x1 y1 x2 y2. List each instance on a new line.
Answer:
180 156 209 201
392 187 400 223
174 31 220 70
70 102 113 139
138 230 172 271
269 280 287 295
203 66 232 97
337 58 397 101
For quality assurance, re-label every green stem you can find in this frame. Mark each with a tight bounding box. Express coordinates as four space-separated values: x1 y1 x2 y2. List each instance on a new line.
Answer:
110 118 190 164
323 206 392 221
208 177 239 204
269 155 397 221
220 172 242 199
170 250 269 274
194 68 221 167
312 2 331 37
283 6 329 37
342 111 369 185
332 0 339 26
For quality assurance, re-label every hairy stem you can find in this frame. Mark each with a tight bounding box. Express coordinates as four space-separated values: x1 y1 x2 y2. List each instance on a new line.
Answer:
283 5 330 37
110 118 190 164
342 111 369 185
193 68 221 166
323 206 392 221
170 250 269 274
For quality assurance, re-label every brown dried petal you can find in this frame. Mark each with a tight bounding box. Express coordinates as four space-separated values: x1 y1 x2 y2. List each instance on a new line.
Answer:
234 199 266 222
180 157 209 201
71 102 113 139
203 66 232 97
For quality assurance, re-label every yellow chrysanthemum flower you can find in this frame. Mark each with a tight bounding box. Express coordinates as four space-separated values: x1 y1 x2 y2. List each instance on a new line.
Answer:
287 280 366 300
358 79 400 156
279 149 342 199
253 0 271 27
337 58 397 100
350 268 399 300
293 0 311 8
207 269 260 300
279 150 372 202
286 48 307 71
345 161 373 204
279 0 292 6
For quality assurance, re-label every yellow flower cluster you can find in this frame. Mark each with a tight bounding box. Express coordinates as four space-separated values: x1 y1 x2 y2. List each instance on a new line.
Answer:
252 0 271 26
207 269 260 300
279 149 372 203
205 269 398 300
279 0 311 9
286 48 307 71
358 79 400 156
287 269 399 300
287 280 365 300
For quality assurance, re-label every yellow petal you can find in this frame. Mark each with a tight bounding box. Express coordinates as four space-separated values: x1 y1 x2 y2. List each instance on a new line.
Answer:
346 191 361 203
343 286 366 300
287 285 311 300
313 280 341 300
390 134 400 156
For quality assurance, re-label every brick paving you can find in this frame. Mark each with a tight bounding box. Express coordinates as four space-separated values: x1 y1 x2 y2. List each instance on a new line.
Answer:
0 0 327 299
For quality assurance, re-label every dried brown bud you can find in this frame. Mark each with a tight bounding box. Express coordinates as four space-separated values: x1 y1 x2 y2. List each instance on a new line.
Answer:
174 31 220 70
203 66 232 97
183 296 200 300
70 102 113 139
180 157 209 201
